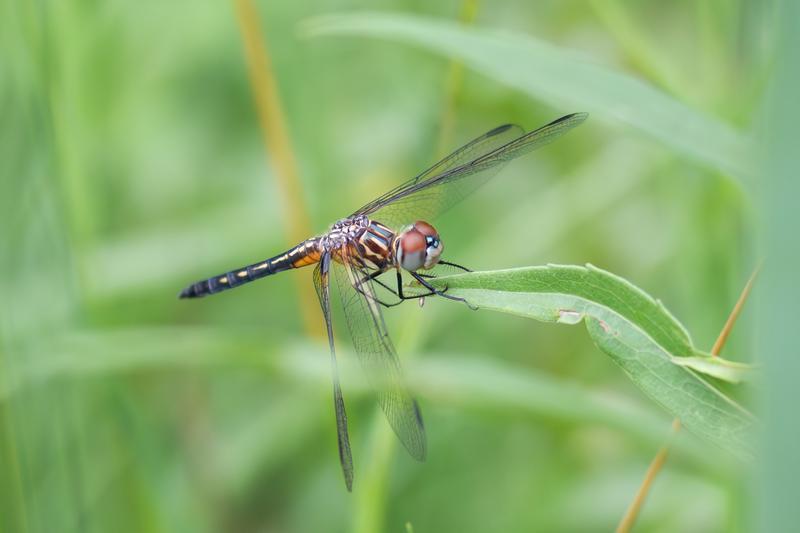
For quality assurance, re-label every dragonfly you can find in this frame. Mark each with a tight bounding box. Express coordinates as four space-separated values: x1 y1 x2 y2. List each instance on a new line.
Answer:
179 112 587 490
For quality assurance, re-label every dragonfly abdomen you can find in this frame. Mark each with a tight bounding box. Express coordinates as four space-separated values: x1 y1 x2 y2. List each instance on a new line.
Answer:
179 238 321 298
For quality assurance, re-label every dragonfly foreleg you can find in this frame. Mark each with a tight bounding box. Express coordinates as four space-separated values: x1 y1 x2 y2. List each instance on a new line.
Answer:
409 271 478 310
438 260 472 272
395 271 439 301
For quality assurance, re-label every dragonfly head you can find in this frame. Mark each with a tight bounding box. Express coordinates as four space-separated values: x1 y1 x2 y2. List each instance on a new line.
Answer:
395 221 443 271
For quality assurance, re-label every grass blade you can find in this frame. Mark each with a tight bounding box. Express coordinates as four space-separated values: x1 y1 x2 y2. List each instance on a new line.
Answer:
303 12 754 182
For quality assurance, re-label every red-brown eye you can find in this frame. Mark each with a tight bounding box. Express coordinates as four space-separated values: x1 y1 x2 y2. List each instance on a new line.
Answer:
413 220 438 238
400 229 426 253
397 228 427 271
397 222 444 271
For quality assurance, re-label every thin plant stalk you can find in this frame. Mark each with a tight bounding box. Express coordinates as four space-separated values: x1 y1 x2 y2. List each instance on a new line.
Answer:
435 0 480 158
586 0 687 98
710 263 761 357
232 0 321 336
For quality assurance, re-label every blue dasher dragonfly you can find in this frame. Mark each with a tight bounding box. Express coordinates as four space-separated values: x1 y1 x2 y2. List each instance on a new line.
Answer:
180 112 587 490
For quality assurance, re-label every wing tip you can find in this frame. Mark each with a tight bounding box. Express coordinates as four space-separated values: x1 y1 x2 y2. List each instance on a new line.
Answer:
402 436 428 462
557 111 589 125
413 443 428 462
405 400 428 462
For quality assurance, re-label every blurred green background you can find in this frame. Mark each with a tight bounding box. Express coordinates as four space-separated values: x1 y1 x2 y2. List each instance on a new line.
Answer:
0 0 775 531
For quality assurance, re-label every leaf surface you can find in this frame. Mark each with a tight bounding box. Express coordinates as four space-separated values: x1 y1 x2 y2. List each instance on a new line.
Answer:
428 264 755 459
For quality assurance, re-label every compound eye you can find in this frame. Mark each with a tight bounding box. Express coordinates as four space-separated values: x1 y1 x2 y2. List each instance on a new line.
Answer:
414 220 438 237
397 230 426 271
423 236 443 269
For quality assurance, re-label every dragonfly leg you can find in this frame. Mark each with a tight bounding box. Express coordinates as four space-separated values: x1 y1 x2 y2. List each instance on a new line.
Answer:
409 271 478 310
353 270 404 308
395 271 438 301
354 270 439 307
368 272 400 297
438 260 472 272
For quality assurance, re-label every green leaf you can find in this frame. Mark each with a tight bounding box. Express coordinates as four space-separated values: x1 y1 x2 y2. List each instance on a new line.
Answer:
426 264 755 459
670 354 756 384
303 12 754 182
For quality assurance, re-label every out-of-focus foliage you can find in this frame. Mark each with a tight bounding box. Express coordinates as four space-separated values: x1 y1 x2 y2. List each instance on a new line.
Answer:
0 0 770 531
305 12 754 180
758 1 800 532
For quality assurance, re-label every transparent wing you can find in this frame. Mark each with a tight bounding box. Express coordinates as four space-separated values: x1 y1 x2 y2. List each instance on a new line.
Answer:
353 113 587 229
353 123 524 220
313 256 354 490
332 250 427 461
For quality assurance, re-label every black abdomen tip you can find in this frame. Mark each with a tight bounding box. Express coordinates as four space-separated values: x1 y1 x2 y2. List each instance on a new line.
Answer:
179 282 207 299
178 286 195 299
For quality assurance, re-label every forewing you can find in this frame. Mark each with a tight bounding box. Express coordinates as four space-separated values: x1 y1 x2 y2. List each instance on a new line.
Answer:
354 113 587 229
332 253 427 461
354 123 523 220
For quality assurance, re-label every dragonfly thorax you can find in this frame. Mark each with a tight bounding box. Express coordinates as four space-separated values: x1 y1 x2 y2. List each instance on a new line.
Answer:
321 215 370 252
331 214 369 231
394 220 443 271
